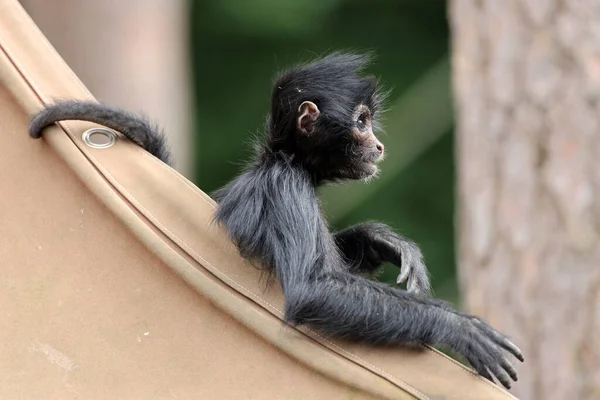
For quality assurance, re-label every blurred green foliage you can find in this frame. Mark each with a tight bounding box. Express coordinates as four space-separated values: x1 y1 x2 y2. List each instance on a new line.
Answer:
190 0 457 303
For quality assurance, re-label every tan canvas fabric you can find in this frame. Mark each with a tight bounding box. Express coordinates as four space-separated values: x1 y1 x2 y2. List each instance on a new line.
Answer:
0 1 519 399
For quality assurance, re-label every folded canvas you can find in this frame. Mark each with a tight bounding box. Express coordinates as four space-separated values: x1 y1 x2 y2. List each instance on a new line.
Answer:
0 1 517 398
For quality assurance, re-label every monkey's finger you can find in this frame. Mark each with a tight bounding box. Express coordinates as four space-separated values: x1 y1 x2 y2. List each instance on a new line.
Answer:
487 362 512 390
396 267 411 285
477 363 511 390
498 339 523 362
413 266 432 296
400 242 414 268
470 333 516 389
375 238 406 284
405 274 430 297
499 357 518 382
473 319 524 362
397 251 413 285
465 355 494 382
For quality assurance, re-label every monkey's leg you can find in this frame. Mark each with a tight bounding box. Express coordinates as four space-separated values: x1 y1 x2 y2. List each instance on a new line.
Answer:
333 221 431 295
283 271 522 390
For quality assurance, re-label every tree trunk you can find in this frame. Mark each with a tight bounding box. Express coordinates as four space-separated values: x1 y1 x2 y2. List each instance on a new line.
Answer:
20 0 193 176
450 1 600 399
450 0 600 400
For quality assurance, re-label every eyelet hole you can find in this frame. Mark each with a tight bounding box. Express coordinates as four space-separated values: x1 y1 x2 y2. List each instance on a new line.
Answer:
82 128 117 149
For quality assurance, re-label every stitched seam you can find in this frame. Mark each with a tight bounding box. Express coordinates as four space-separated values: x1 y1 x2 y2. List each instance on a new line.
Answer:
421 344 516 398
2 27 513 397
134 154 514 398
18 8 95 101
86 147 430 400
124 151 429 400
56 137 427 400
0 34 432 400
132 153 513 397
81 144 428 400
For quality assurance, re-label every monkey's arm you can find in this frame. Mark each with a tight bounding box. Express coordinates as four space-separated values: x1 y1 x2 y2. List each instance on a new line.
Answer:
29 100 173 166
215 163 523 389
334 221 431 295
284 272 522 390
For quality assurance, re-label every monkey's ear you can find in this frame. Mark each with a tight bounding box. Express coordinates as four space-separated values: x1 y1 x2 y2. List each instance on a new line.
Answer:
297 101 320 135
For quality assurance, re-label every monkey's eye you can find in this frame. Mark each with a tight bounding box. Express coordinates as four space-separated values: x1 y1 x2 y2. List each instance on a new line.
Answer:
356 113 369 130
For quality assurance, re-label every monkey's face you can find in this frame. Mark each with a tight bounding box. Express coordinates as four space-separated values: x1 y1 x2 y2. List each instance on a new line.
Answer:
296 101 384 182
348 104 385 179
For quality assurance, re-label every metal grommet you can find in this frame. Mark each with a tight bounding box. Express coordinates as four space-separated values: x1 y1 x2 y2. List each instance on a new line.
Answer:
82 128 117 149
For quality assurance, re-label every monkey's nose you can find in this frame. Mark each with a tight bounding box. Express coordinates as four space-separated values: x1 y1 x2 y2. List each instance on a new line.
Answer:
376 143 384 154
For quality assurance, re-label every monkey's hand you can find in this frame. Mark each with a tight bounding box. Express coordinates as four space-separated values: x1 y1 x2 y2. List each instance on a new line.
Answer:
443 311 524 390
333 222 431 295
391 236 430 295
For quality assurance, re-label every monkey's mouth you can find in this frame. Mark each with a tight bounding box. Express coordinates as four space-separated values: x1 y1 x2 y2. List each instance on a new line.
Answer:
362 152 384 167
351 151 383 179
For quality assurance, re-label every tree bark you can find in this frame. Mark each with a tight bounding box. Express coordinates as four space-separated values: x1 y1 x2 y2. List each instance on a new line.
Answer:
20 0 193 176
450 1 600 399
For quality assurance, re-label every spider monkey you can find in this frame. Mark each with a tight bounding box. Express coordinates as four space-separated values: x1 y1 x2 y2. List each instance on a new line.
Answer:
29 52 523 389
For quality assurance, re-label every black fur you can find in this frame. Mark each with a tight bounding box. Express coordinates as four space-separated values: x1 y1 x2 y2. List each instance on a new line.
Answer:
212 151 522 388
213 53 523 389
29 100 173 166
27 52 523 389
334 221 431 293
266 53 387 183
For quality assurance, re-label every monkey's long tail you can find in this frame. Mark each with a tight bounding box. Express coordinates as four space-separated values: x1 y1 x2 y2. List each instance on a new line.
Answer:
29 100 173 166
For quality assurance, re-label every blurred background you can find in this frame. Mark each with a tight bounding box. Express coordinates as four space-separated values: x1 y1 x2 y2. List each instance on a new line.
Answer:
19 0 600 399
20 0 457 299
191 0 456 298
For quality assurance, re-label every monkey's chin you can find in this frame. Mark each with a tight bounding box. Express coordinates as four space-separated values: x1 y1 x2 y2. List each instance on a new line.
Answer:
359 163 379 181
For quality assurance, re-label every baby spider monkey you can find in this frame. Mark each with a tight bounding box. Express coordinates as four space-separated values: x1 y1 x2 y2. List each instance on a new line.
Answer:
29 52 523 389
